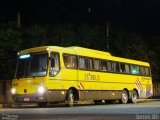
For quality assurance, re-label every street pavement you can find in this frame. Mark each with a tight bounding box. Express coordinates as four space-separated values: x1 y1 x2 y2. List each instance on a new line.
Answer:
0 99 160 120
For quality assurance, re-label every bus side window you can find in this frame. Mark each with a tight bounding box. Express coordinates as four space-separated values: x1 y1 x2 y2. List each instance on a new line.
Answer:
145 67 150 76
93 59 102 71
111 62 116 72
50 52 60 76
63 54 77 69
101 60 107 71
120 63 126 73
86 58 93 70
125 64 130 74
79 57 86 69
140 66 145 76
115 62 120 73
130 65 139 75
71 55 77 68
107 61 112 72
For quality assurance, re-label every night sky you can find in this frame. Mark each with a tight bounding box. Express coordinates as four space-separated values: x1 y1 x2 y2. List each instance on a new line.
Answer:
1 0 160 35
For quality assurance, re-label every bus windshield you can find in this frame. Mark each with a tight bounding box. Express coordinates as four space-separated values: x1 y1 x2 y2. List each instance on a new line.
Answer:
15 52 48 78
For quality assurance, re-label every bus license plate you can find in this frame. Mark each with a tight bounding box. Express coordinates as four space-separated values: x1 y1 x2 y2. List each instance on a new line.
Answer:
24 98 30 102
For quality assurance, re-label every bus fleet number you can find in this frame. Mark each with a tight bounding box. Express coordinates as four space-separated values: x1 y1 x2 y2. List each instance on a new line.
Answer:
84 73 100 81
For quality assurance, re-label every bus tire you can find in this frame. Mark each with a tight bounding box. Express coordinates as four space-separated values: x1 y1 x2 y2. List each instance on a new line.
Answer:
65 89 75 107
94 100 102 105
38 102 47 107
120 90 128 104
130 90 138 103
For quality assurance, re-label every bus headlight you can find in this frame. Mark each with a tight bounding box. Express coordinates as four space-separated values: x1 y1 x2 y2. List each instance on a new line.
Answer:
37 86 45 94
11 88 16 94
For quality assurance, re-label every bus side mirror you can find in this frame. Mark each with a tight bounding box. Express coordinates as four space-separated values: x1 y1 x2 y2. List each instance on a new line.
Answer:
51 58 55 68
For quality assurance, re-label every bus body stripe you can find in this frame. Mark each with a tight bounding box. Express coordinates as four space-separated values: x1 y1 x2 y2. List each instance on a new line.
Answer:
135 78 143 90
78 82 84 90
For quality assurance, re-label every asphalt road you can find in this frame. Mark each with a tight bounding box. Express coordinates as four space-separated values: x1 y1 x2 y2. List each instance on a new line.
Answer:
0 99 160 120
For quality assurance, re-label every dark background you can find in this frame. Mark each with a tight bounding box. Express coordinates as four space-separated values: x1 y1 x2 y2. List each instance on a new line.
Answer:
0 0 160 81
1 0 160 35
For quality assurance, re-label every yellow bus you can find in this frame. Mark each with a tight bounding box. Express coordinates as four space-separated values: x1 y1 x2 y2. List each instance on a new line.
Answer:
11 46 153 107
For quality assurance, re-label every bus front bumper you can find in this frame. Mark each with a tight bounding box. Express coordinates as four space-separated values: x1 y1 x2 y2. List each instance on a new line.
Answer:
12 94 47 103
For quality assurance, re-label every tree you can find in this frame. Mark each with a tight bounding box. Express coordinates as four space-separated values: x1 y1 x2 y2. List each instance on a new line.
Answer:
22 25 47 48
0 22 22 79
0 22 159 81
110 27 159 81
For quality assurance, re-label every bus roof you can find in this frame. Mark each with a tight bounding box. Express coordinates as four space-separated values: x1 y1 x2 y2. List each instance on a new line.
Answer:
18 46 150 66
67 46 149 66
67 46 111 56
19 46 63 55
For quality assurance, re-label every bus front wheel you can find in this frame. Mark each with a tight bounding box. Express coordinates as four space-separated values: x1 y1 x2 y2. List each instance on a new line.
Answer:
120 90 128 104
65 89 75 107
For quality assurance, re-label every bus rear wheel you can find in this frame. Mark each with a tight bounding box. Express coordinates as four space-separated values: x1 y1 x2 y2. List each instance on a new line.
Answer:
130 90 138 103
120 90 128 104
65 89 75 107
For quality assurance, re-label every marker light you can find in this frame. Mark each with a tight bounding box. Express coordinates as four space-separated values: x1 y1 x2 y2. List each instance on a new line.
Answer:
19 54 30 59
37 86 45 94
46 48 50 51
11 88 16 94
